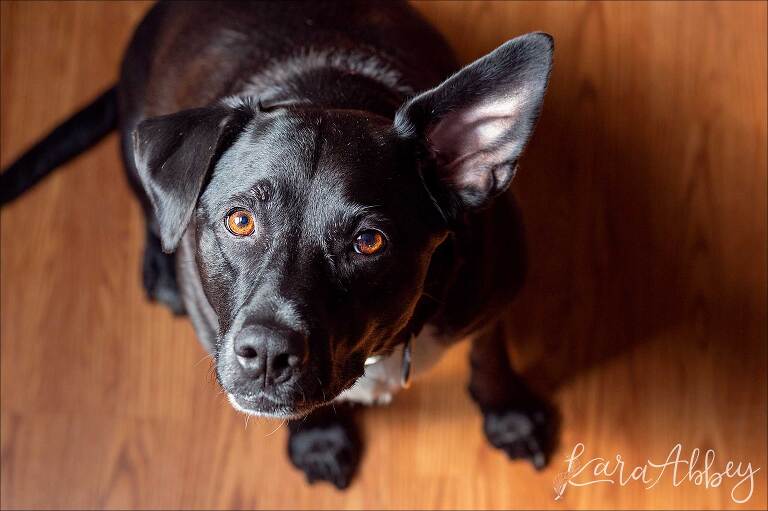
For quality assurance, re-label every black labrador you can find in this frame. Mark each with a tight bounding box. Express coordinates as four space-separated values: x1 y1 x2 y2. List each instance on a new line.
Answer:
0 0 555 489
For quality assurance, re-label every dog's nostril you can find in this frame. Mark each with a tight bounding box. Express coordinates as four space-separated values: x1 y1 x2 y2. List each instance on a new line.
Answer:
272 352 291 372
235 345 258 359
271 352 302 383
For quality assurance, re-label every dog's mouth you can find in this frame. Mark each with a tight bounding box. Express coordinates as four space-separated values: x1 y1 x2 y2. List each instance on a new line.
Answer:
226 392 317 419
224 371 364 419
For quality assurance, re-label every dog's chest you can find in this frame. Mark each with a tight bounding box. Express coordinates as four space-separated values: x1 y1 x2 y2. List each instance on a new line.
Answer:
335 325 450 405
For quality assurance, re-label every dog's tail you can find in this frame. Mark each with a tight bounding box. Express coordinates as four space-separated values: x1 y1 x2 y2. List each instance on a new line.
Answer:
0 86 118 205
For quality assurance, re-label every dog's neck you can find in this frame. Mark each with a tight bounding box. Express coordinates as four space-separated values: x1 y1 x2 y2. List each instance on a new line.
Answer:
236 48 414 118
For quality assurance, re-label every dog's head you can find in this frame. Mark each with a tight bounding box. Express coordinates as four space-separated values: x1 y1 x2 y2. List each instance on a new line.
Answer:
133 33 553 418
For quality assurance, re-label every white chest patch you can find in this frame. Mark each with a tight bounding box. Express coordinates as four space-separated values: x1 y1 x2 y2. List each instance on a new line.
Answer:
334 325 449 406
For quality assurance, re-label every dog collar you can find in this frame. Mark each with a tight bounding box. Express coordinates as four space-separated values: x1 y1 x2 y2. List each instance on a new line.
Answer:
363 337 412 389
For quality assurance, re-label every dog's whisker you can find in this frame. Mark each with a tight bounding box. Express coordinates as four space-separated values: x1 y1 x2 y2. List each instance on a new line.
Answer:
296 381 307 405
265 419 286 437
193 353 213 368
421 291 444 305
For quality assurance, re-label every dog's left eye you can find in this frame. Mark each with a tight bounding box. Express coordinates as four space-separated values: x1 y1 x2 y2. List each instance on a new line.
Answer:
353 230 386 255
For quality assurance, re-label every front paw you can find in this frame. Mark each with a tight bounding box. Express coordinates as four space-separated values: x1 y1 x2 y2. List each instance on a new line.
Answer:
287 422 360 490
483 403 555 470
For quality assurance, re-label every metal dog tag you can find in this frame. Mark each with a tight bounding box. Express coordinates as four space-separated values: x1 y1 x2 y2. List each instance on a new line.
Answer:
400 337 412 388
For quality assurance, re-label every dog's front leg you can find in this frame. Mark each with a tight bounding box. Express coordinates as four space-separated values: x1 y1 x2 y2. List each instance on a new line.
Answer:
469 323 557 469
141 224 185 315
287 404 361 489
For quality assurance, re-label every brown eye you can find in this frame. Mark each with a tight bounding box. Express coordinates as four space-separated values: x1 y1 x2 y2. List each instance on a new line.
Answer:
354 230 386 255
226 209 255 236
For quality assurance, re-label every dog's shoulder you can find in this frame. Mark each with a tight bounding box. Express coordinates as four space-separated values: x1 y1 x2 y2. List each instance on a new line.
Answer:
432 194 527 338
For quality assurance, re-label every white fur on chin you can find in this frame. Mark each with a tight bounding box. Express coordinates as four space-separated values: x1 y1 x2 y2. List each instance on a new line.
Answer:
226 393 307 420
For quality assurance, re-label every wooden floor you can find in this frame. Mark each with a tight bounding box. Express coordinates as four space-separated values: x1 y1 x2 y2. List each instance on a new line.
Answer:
1 1 766 509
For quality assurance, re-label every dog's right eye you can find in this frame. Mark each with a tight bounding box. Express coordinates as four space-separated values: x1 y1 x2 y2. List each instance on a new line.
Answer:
225 208 256 236
353 230 386 255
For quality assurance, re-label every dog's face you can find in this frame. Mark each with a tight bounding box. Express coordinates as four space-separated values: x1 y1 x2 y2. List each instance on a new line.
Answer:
197 108 447 416
134 33 553 417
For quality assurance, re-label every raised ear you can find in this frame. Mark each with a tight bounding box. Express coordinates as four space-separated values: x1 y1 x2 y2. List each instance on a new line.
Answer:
395 32 553 212
133 101 253 252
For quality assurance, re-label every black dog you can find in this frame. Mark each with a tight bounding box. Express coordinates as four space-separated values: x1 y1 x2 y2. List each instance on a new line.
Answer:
1 1 554 489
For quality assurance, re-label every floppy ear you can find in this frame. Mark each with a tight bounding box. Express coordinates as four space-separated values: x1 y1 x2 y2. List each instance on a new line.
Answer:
133 102 252 252
395 32 553 212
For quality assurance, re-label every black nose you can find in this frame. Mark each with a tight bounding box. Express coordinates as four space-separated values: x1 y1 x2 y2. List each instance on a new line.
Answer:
233 326 306 384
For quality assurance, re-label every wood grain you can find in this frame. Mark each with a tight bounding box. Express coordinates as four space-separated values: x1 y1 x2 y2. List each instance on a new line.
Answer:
1 1 766 509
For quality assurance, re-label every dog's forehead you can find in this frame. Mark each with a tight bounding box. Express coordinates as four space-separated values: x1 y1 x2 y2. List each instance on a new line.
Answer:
272 108 398 180
207 108 402 211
